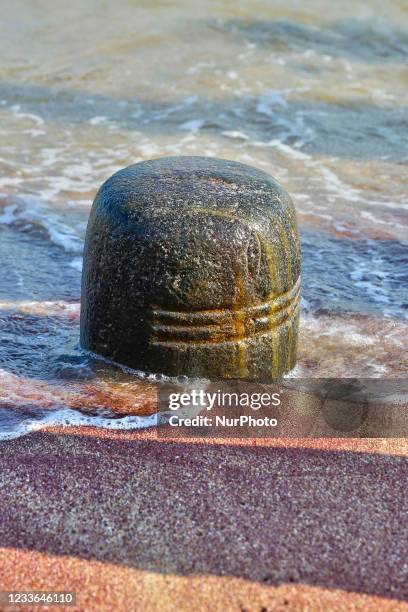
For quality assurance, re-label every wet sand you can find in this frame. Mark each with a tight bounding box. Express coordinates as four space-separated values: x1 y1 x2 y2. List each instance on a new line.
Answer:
0 428 407 610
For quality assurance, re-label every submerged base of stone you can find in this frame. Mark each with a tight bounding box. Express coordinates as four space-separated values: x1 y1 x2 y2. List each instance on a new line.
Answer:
83 276 300 381
84 321 299 382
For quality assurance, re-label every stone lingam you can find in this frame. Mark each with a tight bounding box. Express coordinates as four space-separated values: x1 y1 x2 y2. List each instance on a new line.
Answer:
80 156 301 381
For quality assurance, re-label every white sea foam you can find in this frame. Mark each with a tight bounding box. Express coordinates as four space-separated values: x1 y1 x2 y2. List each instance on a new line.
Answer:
89 116 109 125
10 104 45 125
69 258 83 272
256 90 288 116
0 203 18 223
283 363 304 378
350 256 392 308
144 95 198 123
0 300 80 316
0 401 211 441
0 361 210 440
253 136 407 221
179 118 205 132
0 407 159 441
89 350 211 388
267 140 310 161
222 130 249 140
360 210 407 230
0 195 83 254
319 165 361 202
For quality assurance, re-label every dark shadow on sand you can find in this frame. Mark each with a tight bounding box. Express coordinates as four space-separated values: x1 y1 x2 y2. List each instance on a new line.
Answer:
0 432 407 600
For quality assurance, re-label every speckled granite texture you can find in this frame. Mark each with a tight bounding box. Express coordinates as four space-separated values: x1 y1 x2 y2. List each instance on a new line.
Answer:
81 157 301 380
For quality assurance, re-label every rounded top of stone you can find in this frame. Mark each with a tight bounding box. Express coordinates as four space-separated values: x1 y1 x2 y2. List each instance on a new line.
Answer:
96 156 294 224
104 155 283 189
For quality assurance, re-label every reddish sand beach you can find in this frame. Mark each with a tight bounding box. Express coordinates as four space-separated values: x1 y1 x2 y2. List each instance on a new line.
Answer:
0 429 407 611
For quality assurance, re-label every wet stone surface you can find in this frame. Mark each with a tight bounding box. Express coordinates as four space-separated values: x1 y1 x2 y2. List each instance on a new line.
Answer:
80 156 301 381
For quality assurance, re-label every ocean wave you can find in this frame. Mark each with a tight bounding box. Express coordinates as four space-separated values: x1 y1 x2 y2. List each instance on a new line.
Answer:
0 405 158 441
0 196 84 254
211 17 408 63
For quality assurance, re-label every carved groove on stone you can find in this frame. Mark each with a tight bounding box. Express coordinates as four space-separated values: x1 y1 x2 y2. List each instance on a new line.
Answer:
150 276 300 345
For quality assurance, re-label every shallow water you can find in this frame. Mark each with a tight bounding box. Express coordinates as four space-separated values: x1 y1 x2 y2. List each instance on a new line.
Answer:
0 0 407 438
